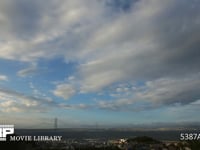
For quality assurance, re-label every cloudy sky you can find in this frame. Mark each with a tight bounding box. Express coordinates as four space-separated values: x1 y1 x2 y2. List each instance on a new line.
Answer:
0 0 200 128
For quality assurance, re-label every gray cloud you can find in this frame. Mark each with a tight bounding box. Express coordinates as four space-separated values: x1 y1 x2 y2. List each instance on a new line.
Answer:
0 0 45 40
8 0 44 39
0 0 199 111
139 76 200 105
105 0 137 12
50 0 200 110
0 0 108 61
78 0 200 92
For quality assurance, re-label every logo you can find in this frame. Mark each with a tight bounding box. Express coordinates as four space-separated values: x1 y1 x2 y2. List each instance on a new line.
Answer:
0 125 14 141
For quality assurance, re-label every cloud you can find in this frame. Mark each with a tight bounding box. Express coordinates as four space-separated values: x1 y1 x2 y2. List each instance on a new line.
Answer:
105 0 137 12
1 0 199 66
59 103 91 110
0 75 8 81
17 64 38 77
0 88 55 113
0 86 92 113
96 73 200 111
77 0 200 93
136 75 200 105
53 84 76 100
0 0 107 61
42 0 200 107
0 0 199 112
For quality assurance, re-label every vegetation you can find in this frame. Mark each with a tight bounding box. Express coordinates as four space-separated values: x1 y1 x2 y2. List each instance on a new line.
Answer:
188 140 200 150
126 136 161 144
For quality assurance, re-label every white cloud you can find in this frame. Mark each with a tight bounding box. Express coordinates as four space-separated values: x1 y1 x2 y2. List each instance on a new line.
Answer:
0 0 107 62
0 75 8 81
17 64 38 77
0 88 54 113
0 0 199 109
0 87 91 113
72 0 200 94
80 68 125 93
53 84 76 100
44 0 200 102
96 73 200 111
137 75 200 105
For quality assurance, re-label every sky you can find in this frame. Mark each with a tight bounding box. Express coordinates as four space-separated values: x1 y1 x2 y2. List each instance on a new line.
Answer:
0 0 200 129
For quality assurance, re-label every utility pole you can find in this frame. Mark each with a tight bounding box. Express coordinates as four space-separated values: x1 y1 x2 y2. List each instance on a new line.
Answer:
54 117 58 130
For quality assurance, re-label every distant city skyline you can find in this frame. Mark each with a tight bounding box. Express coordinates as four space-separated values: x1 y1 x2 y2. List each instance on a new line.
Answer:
0 0 200 128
